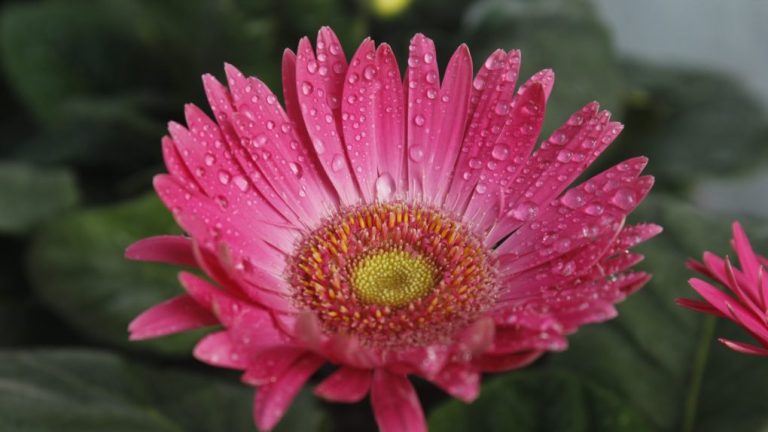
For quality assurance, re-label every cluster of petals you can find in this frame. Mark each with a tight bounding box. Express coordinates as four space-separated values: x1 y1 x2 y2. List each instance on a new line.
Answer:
678 222 768 356
126 26 660 431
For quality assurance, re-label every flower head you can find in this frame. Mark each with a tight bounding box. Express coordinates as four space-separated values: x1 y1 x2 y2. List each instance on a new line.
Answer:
127 27 660 431
678 222 768 356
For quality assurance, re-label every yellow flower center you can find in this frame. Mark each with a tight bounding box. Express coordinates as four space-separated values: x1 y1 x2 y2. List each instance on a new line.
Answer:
351 249 437 306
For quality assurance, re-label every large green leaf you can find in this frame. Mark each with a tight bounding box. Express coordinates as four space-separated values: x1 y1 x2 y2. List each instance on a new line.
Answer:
460 0 623 136
26 193 201 355
609 62 768 191
0 349 324 432
0 162 78 234
429 369 653 431
0 0 278 169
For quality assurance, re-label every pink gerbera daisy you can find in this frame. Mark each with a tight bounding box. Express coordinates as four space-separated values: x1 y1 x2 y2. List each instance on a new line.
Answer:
126 27 660 431
678 222 768 356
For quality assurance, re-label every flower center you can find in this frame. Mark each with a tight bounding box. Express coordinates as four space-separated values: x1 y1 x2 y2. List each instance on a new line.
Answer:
288 203 497 348
351 249 437 306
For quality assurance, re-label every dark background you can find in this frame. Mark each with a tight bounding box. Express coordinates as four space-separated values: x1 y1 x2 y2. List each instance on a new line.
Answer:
1 0 768 431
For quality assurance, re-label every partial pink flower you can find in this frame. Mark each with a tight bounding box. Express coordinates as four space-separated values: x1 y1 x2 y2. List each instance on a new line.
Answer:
127 27 660 431
678 222 768 356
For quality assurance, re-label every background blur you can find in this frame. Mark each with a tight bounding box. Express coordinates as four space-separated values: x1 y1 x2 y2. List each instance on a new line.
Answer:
1 0 768 431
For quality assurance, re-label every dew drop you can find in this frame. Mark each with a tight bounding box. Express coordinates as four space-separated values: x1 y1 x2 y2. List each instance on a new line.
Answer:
584 203 604 215
409 146 424 162
204 153 216 166
509 201 539 221
423 53 434 64
218 170 231 185
375 173 395 201
314 138 326 154
561 189 586 208
491 144 509 161
469 158 483 169
301 81 313 95
307 61 318 74
363 65 377 80
475 183 487 194
289 162 303 178
413 114 425 126
233 175 249 191
556 150 573 163
331 154 345 172
610 188 637 210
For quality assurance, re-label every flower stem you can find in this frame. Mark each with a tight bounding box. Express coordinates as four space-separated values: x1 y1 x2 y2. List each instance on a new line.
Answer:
681 316 716 432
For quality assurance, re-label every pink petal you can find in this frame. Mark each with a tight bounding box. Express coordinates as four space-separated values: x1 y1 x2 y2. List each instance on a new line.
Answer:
607 223 664 256
153 174 294 273
200 74 311 229
675 297 726 317
689 278 768 343
314 367 372 403
444 49 524 214
404 33 439 199
226 306 290 354
371 370 426 432
461 81 546 232
125 235 197 267
128 295 217 340
455 317 495 356
295 33 361 205
732 222 761 286
161 135 201 193
426 44 473 204
253 354 324 431
242 347 307 386
719 338 768 356
372 43 406 198
341 38 379 203
495 156 652 259
429 364 480 403
194 330 248 369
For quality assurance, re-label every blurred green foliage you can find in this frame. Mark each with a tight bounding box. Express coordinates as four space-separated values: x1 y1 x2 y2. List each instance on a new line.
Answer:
1 0 768 430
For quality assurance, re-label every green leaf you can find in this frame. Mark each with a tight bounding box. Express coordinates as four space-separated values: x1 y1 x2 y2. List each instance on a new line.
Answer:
461 0 623 136
550 196 768 431
0 349 325 432
429 369 653 431
26 193 200 356
0 162 78 234
611 62 768 191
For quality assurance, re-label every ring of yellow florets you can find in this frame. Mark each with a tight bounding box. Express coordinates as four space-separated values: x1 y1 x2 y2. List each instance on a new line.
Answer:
287 203 497 348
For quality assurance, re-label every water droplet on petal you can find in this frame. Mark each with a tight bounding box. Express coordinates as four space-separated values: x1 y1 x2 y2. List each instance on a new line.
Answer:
491 144 509 161
375 173 395 201
561 189 585 208
475 183 487 194
301 81 313 95
610 188 637 210
409 146 424 162
413 114 425 127
469 158 483 169
218 170 231 185
289 162 303 178
331 154 345 172
509 201 539 221
363 65 377 80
